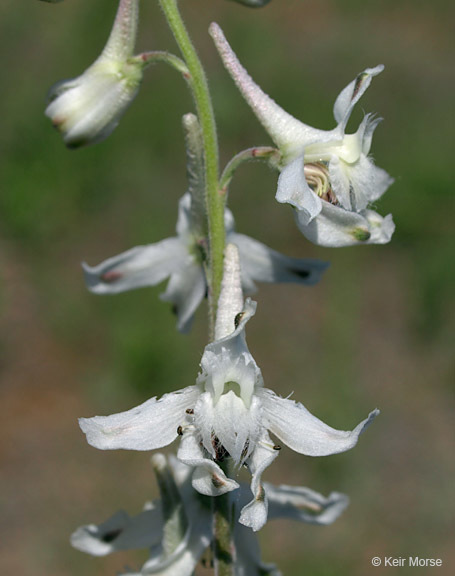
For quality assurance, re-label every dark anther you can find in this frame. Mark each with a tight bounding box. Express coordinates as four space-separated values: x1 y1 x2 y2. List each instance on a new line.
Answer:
212 435 230 462
234 312 244 329
177 425 183 436
273 444 282 451
186 408 194 415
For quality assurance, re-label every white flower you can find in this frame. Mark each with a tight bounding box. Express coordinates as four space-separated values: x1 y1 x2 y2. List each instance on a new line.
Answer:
83 192 328 332
80 246 378 531
210 23 395 247
45 0 144 148
72 454 348 575
83 112 328 332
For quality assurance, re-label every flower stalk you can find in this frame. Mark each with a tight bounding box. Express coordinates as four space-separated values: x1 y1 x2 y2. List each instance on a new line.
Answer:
219 146 281 196
159 0 225 340
158 1 231 572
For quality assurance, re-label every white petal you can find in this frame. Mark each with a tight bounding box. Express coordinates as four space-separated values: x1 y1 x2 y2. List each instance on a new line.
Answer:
83 238 187 294
361 114 382 156
333 65 384 129
328 155 352 210
332 154 394 212
195 391 263 465
259 388 379 456
71 506 163 557
231 232 329 287
209 23 327 159
160 261 206 333
79 386 199 451
276 157 322 223
239 432 279 531
177 431 239 496
294 200 395 247
199 298 261 406
364 210 396 244
265 483 349 525
175 193 194 239
46 68 141 148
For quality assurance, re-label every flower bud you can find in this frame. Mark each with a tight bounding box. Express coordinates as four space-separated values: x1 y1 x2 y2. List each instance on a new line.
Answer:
45 0 142 148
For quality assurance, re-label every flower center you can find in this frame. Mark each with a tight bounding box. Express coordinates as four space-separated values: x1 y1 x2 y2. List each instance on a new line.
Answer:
223 381 241 398
304 162 338 205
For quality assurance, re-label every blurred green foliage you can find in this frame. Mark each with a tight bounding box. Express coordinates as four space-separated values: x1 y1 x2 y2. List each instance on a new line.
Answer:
1 1 454 576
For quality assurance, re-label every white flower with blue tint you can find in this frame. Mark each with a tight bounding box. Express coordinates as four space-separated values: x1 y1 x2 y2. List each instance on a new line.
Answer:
80 245 378 531
83 193 328 332
210 23 395 247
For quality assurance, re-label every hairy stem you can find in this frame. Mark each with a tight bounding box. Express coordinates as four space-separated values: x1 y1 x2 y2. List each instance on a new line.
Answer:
159 0 225 340
219 146 281 196
212 460 235 576
159 3 232 575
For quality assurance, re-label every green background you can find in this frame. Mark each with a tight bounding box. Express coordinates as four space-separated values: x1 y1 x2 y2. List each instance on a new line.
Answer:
0 0 454 575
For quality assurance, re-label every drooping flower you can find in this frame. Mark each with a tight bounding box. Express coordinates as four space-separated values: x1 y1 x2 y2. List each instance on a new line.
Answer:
79 245 378 531
210 23 395 247
45 0 144 148
83 114 328 332
72 454 348 575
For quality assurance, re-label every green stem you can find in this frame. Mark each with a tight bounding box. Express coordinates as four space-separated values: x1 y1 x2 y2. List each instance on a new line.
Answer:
159 0 225 341
159 3 232 575
134 50 190 77
212 460 235 576
219 146 281 196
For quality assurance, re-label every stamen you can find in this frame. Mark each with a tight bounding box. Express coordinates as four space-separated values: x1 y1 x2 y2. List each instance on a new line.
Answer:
304 162 338 205
185 408 194 415
211 434 230 462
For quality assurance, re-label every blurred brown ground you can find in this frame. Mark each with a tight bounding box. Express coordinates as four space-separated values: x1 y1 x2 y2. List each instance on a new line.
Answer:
0 1 454 575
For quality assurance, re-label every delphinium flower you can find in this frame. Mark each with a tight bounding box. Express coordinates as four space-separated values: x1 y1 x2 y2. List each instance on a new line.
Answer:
72 454 348 575
210 23 395 247
45 0 145 147
80 244 378 531
83 114 329 332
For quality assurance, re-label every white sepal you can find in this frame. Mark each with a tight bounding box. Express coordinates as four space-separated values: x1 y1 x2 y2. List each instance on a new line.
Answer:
266 483 349 525
71 506 163 557
259 388 379 456
79 386 199 451
294 201 395 247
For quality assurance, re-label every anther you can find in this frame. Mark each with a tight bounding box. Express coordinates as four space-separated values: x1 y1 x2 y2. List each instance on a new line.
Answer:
273 444 282 451
177 425 183 436
185 408 194 415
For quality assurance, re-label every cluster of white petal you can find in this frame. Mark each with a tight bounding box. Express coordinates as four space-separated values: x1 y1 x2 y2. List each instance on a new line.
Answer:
83 193 328 332
80 245 378 532
72 454 348 575
210 23 395 247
